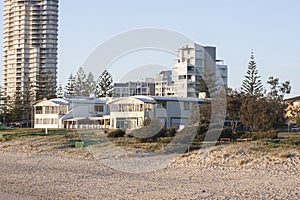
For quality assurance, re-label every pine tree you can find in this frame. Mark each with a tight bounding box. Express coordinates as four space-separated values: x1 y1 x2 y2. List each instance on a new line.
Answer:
64 74 76 96
0 86 4 112
96 69 114 97
86 72 96 96
0 86 6 124
74 67 88 96
57 83 64 98
241 51 263 96
22 84 36 127
36 69 57 100
9 90 25 124
2 96 12 125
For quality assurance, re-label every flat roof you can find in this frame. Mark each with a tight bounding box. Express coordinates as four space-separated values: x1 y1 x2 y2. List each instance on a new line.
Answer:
65 99 107 104
285 96 300 102
150 96 208 103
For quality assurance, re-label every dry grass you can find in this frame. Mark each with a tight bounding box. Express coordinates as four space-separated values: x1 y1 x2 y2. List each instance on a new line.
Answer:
1 129 300 160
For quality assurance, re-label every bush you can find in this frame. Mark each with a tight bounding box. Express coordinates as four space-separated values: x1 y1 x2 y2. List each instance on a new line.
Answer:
197 124 208 135
251 132 278 140
238 132 252 139
0 134 5 142
107 129 125 138
136 128 166 142
195 133 206 141
195 126 236 141
220 127 234 139
166 127 177 137
238 131 278 140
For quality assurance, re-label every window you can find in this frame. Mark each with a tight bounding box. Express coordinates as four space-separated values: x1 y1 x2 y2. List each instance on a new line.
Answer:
179 75 186 80
36 106 43 114
184 102 190 110
145 103 152 111
157 101 167 109
94 105 104 112
59 106 68 115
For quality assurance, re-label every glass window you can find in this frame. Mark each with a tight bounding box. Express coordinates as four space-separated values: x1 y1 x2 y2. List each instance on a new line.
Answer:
184 102 190 110
94 105 104 112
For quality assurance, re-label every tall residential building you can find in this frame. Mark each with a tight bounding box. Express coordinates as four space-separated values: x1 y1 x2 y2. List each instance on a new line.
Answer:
3 0 59 99
173 43 228 98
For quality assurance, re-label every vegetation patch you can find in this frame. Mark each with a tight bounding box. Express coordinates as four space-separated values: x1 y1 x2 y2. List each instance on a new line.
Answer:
107 129 125 138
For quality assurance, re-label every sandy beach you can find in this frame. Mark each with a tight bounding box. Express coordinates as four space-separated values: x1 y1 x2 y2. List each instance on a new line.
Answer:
0 137 299 199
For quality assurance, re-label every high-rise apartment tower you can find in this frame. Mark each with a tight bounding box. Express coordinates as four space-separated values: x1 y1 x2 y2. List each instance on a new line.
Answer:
3 0 59 98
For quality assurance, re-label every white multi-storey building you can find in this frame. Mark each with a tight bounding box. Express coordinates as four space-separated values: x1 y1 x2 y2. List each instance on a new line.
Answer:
34 96 110 129
155 70 175 97
107 95 207 129
112 43 228 98
33 95 208 130
173 43 228 98
3 0 59 98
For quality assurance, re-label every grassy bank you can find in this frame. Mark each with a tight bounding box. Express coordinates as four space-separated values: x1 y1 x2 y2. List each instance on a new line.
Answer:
0 128 67 142
1 129 300 155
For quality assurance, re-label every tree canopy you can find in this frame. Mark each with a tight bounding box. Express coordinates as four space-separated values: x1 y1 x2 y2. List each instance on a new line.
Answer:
241 51 263 96
96 69 114 97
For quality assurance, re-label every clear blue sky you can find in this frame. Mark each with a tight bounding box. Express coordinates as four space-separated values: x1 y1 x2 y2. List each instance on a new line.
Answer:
1 0 300 97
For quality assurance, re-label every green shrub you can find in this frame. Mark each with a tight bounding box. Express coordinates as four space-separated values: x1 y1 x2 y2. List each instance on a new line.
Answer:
251 132 278 140
238 131 278 140
195 126 236 141
0 134 5 142
220 127 234 139
239 132 252 139
195 133 206 141
194 124 208 141
276 138 300 146
75 141 84 148
136 128 166 142
158 137 173 144
197 124 208 135
166 127 177 137
107 129 125 138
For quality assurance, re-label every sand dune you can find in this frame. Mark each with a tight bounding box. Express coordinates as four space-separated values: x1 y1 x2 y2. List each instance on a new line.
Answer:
0 138 299 199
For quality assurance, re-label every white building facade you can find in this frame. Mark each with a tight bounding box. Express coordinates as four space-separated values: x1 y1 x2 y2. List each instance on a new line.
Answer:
33 95 208 130
34 98 68 129
34 97 110 129
173 43 228 98
108 96 207 130
155 70 175 97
